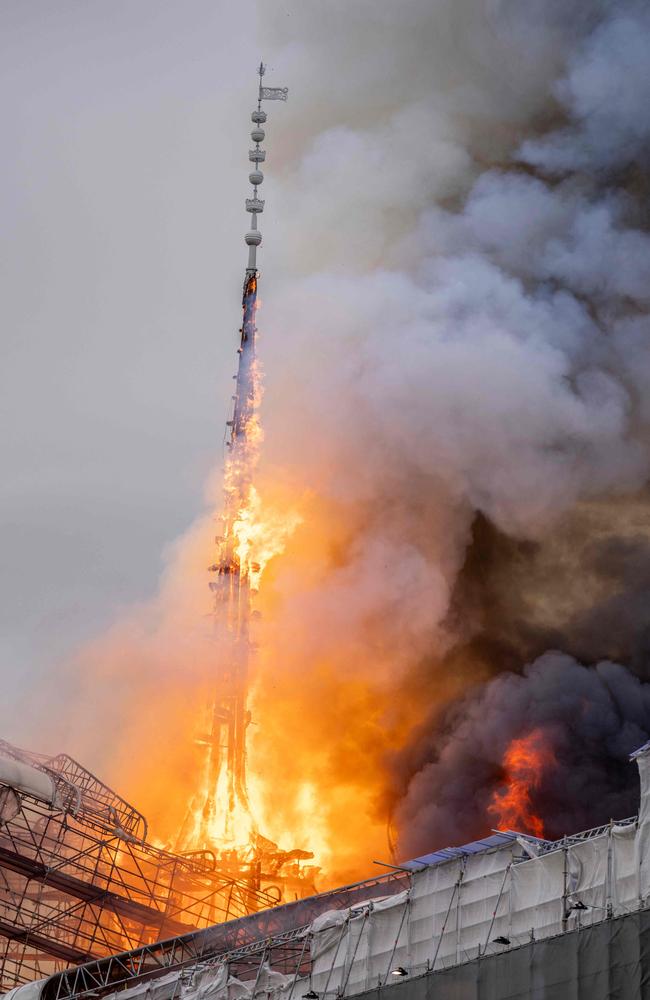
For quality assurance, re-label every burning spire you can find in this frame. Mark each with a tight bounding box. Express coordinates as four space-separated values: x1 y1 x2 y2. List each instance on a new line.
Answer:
175 66 315 898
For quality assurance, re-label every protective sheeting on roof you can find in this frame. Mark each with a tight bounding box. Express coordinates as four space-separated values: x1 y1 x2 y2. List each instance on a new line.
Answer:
0 755 56 807
306 820 642 993
313 909 650 1000
401 831 519 871
76 813 646 1000
68 789 649 1000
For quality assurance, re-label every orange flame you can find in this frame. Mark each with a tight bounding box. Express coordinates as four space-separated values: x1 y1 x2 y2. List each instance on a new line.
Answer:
232 484 303 591
61 288 458 890
178 284 313 884
57 483 447 888
488 728 554 838
178 484 304 858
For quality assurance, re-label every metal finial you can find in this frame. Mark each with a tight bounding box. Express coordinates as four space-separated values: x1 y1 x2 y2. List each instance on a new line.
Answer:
246 65 288 272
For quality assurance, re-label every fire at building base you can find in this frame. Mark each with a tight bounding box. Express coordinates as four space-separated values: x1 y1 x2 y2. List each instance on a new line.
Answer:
3 737 650 1000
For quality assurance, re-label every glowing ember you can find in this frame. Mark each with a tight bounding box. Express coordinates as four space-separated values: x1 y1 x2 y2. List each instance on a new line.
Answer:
488 728 554 838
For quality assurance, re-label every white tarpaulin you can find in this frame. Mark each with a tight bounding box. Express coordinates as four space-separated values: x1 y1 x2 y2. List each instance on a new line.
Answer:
409 858 462 972
311 892 411 996
612 822 638 911
2 982 46 1000
0 755 55 807
510 846 564 942
456 850 513 963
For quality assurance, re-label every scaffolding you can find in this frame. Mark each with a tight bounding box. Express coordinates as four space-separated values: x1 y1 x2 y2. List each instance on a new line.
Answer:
41 869 408 1000
36 811 650 1000
0 741 275 992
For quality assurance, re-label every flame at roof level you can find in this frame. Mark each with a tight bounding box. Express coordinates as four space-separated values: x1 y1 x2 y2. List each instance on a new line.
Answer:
488 728 555 839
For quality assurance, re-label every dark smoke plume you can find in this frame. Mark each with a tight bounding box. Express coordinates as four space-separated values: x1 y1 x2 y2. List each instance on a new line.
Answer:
394 652 650 858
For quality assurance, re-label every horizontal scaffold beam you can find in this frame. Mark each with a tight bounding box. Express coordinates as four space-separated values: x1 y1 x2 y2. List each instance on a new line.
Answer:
0 846 194 936
0 919 91 966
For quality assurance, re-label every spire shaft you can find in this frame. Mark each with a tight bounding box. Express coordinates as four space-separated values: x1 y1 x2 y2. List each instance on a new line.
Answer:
177 66 288 857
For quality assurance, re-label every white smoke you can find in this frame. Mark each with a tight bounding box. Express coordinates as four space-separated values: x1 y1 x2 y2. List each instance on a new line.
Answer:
250 0 650 613
522 2 650 172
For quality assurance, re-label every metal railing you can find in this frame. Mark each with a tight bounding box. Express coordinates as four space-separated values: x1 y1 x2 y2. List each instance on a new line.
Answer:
512 815 638 858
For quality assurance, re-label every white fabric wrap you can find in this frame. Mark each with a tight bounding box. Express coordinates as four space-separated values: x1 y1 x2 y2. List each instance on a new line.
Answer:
0 755 55 806
635 751 650 901
310 891 411 996
2 981 46 1000
510 848 564 942
411 859 462 971
612 822 638 912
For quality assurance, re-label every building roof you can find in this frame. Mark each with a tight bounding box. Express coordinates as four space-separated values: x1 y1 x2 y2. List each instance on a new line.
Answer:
402 830 519 871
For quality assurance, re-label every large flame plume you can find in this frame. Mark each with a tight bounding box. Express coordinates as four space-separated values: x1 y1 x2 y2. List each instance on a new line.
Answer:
173 276 316 888
488 729 554 839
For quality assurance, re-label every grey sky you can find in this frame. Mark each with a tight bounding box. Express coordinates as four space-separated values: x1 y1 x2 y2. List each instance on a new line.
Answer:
1 2 266 731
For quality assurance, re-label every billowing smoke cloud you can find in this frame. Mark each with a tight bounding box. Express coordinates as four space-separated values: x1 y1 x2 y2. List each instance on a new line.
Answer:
249 0 650 863
33 0 650 878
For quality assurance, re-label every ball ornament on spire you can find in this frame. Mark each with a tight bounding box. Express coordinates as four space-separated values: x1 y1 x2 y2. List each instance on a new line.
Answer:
243 66 288 274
